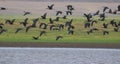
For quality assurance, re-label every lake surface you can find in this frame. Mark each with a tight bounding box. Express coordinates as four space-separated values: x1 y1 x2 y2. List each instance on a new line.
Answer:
0 47 120 64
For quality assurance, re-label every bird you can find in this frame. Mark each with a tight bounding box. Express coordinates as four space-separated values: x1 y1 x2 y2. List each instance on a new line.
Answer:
68 30 74 35
0 7 6 10
5 19 15 25
39 23 48 29
113 10 117 14
66 11 72 15
103 23 108 28
40 30 46 36
20 18 28 27
31 18 39 27
117 5 120 11
49 18 54 24
41 13 47 19
65 19 73 27
108 9 112 14
84 22 91 28
50 25 55 30
0 25 3 29
33 36 39 40
87 29 93 35
66 5 74 11
63 15 67 19
56 11 62 16
26 25 32 33
15 28 23 34
58 24 64 30
99 13 105 21
47 4 54 10
23 11 31 16
84 13 92 22
103 30 109 35
53 17 60 21
103 6 109 12
67 25 75 31
56 36 63 41
110 19 116 26
91 20 97 26
0 29 7 35
114 27 119 32
93 10 100 16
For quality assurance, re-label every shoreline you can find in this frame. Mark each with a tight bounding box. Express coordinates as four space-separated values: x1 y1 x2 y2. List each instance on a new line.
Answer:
0 42 120 49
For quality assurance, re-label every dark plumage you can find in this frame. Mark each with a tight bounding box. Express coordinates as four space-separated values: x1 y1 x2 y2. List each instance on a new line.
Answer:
15 28 23 34
84 22 91 28
110 19 115 26
56 11 62 16
99 13 105 21
103 6 109 12
0 25 3 29
49 18 54 24
68 25 74 31
39 23 48 29
33 36 39 40
67 5 74 11
118 5 120 11
56 36 63 41
108 9 112 14
65 19 73 27
23 11 31 16
114 27 119 32
94 10 100 16
91 20 97 26
20 18 28 27
103 30 109 35
5 19 15 25
103 23 108 28
53 17 60 21
0 7 6 10
66 11 72 15
84 13 92 22
40 31 46 36
58 24 64 30
26 26 32 33
50 25 55 30
0 29 7 35
31 18 39 27
87 29 93 35
113 10 117 14
63 15 67 19
41 13 47 19
68 30 74 35
47 4 54 10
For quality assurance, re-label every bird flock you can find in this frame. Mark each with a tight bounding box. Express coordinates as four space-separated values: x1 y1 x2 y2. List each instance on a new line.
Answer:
0 4 120 41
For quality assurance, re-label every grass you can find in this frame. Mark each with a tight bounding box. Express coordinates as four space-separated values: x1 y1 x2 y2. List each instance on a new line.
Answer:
0 15 120 43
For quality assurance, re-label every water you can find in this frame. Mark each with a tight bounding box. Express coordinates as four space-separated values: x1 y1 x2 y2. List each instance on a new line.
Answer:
0 47 120 64
4 0 120 2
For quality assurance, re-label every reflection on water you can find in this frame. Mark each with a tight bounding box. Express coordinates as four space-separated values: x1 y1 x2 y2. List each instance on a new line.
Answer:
0 48 120 64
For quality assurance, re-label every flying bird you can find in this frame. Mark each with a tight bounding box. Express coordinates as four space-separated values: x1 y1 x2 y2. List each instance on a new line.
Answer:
41 13 47 19
33 36 39 40
103 30 109 35
40 30 46 36
103 6 109 12
15 28 23 34
56 36 63 41
56 11 62 16
47 4 54 10
23 11 31 16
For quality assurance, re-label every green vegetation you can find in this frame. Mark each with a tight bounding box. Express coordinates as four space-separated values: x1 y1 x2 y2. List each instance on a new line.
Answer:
0 15 120 43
